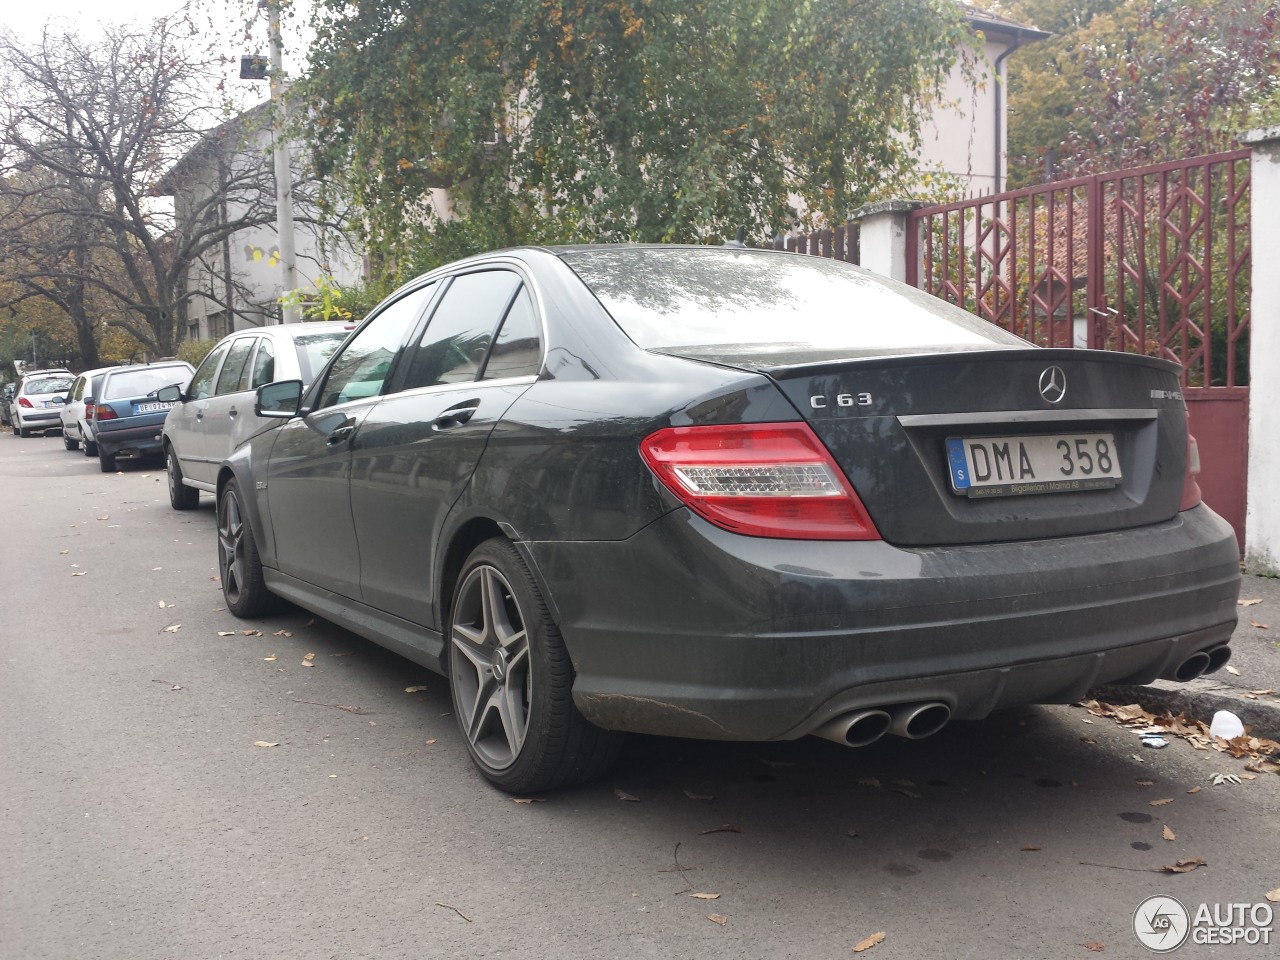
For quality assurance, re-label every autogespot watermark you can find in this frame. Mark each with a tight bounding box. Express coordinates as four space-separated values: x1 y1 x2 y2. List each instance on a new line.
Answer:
1134 895 1275 952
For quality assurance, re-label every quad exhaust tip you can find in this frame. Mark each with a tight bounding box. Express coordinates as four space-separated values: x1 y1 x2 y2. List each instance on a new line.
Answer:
814 701 951 748
1204 644 1233 676
1170 650 1212 683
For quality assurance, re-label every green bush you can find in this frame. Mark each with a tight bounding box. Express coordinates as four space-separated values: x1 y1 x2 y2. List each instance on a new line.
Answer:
176 338 216 369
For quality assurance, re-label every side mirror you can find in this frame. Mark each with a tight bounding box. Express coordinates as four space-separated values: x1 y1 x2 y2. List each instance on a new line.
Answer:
156 384 183 403
256 379 303 418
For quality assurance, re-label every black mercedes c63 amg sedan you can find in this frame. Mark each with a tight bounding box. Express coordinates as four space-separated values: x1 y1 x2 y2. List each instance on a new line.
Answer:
205 245 1240 792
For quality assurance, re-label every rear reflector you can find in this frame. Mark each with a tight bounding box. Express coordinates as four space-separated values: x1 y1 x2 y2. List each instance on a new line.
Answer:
640 423 880 540
1180 430 1202 512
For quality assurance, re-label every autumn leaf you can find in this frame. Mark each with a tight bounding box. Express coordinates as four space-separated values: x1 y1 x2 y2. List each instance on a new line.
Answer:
263 655 277 662
1160 857 1206 874
706 914 727 926
425 738 438 745
96 514 108 520
59 549 68 555
1084 941 1105 952
614 786 640 802
1135 779 1154 787
701 824 744 835
852 931 886 953
241 629 262 637
1265 888 1280 903
857 777 881 788
158 601 169 608
1238 598 1263 606
1187 786 1202 794
683 789 715 801
1021 845 1041 852
1150 798 1174 806
405 685 429 693
71 571 86 577
1226 665 1242 675
163 624 181 633
511 798 545 804
252 741 279 748
301 652 316 667
1249 623 1269 630
689 892 720 900
273 630 293 637
217 631 236 637
1163 825 1176 841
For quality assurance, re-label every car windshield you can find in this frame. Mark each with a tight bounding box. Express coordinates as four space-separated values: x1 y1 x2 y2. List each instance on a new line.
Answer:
560 247 1027 357
103 367 189 400
293 331 349 383
26 377 74 394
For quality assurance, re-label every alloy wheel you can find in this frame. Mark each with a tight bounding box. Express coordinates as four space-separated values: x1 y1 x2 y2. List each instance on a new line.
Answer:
218 488 250 607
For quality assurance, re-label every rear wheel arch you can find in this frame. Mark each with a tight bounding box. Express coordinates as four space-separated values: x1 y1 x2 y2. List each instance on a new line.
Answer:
438 517 506 632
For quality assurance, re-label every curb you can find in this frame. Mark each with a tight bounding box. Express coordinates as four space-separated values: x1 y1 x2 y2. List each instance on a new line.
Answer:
1088 677 1280 742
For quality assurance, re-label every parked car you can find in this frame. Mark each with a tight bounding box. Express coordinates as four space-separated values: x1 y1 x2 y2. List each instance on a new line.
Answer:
59 366 117 453
160 322 352 509
10 369 74 437
0 382 14 426
91 361 194 471
215 245 1241 794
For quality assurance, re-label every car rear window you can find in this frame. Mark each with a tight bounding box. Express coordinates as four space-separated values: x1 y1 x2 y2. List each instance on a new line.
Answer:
102 367 190 400
560 247 1027 356
25 376 74 394
293 332 349 383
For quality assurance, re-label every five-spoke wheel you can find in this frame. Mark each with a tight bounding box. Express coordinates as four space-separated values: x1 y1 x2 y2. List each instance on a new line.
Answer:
217 480 272 616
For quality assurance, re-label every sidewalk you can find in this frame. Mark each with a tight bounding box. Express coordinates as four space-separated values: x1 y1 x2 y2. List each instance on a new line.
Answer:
1090 573 1280 739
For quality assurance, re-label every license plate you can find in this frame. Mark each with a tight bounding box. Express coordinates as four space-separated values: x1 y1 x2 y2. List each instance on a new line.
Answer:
946 432 1121 498
133 401 176 415
42 400 61 408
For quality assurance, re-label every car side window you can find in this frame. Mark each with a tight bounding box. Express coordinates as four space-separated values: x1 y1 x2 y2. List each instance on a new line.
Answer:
317 283 435 409
189 342 230 401
481 286 543 380
400 270 523 391
251 337 276 389
72 377 87 401
216 338 256 396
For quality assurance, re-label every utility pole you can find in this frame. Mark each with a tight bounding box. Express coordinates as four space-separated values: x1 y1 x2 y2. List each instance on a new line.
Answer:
267 0 300 322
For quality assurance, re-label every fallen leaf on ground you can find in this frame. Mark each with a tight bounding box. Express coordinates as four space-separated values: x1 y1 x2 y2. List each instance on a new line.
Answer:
857 777 881 788
58 549 68 555
701 824 744 835
1187 785 1202 794
1160 857 1206 874
1249 622 1269 630
852 931 886 953
301 652 316 667
511 798 545 804
614 787 640 802
96 515 108 521
273 630 293 637
1163 825 1176 841
683 789 715 801
425 738 438 745
163 624 181 633
152 567 162 571
689 892 720 900
241 629 262 637
71 571 86 577
706 915 727 926
893 787 922 799
252 741 279 748
1226 664 1242 674
1084 941 1106 952
1150 798 1174 806
1021 845 1041 852
1266 888 1280 903
1135 779 1154 787
1080 736 1098 744
1251 689 1277 695
1239 598 1263 606
217 631 236 637
158 601 169 609
263 655 277 662
405 685 428 693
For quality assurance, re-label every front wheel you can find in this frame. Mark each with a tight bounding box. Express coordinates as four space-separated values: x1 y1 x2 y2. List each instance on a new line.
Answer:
166 448 200 510
217 480 273 617
448 538 621 793
63 433 78 451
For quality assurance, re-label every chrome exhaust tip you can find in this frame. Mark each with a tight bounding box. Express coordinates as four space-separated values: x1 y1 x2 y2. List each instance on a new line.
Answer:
1171 651 1212 683
888 702 951 740
813 708 893 748
1204 644 1233 675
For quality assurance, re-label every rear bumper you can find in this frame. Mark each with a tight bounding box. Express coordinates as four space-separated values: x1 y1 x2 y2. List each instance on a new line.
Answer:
95 421 164 456
16 409 63 426
528 505 1241 741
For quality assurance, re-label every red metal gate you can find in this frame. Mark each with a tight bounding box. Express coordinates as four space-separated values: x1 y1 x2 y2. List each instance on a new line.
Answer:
904 151 1251 549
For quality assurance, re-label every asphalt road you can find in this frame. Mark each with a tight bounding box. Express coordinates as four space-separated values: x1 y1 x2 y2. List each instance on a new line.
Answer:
2 432 1278 960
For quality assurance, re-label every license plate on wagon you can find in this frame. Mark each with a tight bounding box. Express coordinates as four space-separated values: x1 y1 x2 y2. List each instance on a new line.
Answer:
133 400 176 415
945 433 1121 498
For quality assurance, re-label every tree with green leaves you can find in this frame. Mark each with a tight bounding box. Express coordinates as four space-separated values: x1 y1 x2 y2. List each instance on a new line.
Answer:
303 0 967 275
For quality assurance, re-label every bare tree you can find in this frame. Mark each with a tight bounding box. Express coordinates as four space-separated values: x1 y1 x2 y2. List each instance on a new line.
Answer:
0 17 304 359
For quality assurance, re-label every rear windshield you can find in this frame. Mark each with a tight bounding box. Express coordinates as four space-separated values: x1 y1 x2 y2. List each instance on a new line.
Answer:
102 366 191 400
560 247 1026 357
293 331 349 383
24 376 74 395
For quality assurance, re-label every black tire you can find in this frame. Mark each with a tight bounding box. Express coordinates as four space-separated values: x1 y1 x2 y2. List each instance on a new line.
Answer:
447 537 622 793
63 433 78 451
217 479 274 617
83 437 97 457
166 447 200 510
17 425 30 438
98 448 115 472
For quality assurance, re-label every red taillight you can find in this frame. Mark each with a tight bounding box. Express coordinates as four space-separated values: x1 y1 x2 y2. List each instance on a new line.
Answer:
18 397 33 408
1179 430 1202 511
640 422 881 540
84 401 95 419
95 405 118 422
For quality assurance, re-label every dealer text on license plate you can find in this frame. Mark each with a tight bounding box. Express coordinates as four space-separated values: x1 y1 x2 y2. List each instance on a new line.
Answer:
133 401 176 415
945 432 1120 498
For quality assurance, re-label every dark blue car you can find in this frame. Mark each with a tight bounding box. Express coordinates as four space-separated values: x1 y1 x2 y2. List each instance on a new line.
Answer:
91 362 193 472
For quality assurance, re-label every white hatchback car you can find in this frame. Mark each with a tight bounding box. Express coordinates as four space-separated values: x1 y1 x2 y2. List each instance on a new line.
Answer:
161 322 352 508
10 369 74 437
59 366 118 453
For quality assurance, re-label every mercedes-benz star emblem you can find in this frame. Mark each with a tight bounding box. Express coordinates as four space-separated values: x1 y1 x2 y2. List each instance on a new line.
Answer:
1038 365 1067 404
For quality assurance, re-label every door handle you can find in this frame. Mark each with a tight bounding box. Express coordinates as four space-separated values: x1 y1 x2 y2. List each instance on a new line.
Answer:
433 401 479 432
228 407 238 419
326 424 356 446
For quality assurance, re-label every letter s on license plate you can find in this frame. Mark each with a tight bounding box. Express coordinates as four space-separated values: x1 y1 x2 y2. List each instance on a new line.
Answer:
945 432 1121 498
